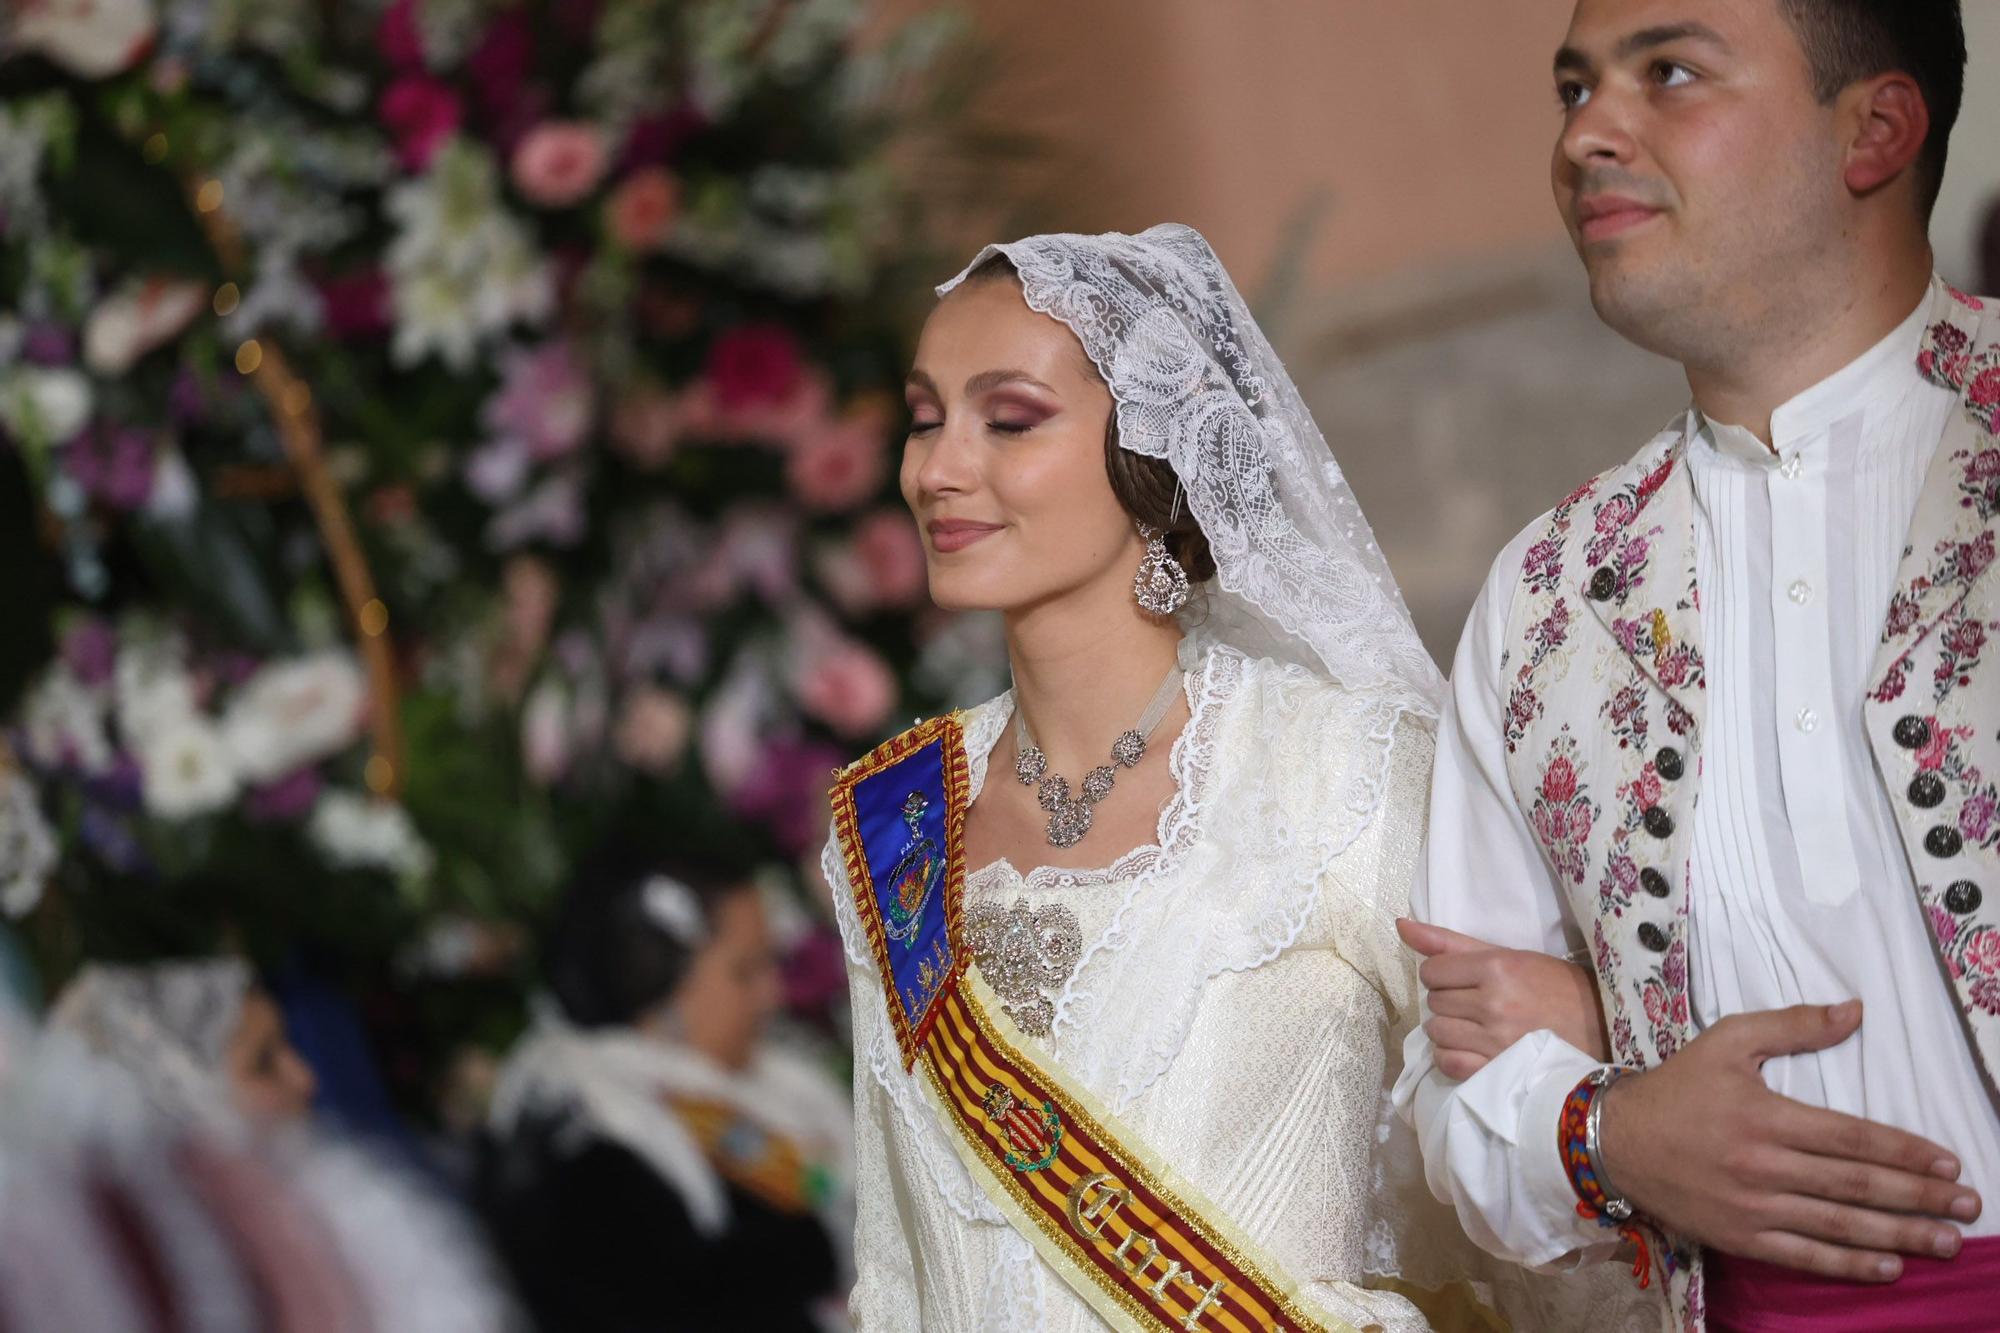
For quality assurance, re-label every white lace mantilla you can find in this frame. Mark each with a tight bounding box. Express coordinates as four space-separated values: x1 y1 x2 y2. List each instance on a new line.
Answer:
831 641 1460 1333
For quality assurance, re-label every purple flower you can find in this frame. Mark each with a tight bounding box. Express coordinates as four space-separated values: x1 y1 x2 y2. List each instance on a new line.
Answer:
64 423 157 511
483 341 596 463
729 735 847 856
168 369 207 425
244 767 323 823
80 805 148 873
84 752 145 812
60 617 117 687
21 322 75 366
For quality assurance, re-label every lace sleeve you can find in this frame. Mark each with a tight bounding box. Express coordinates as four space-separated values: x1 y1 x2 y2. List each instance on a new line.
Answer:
1313 712 1433 1021
845 1010 921 1332
825 834 922 1331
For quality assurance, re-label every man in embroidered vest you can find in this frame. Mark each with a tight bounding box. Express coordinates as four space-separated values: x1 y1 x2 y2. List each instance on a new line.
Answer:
1394 2 2000 1330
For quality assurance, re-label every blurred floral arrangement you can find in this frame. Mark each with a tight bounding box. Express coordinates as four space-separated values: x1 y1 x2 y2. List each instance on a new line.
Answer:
0 0 1008 1106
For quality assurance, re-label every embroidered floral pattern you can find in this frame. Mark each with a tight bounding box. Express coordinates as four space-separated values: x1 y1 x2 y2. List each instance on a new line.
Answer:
1968 358 2000 436
1530 730 1599 887
1638 934 1690 1060
1524 476 1598 597
1593 919 1641 1067
1504 598 1574 752
1931 918 2000 1017
1932 608 1994 704
1920 321 1975 391
1881 531 1998 652
1611 607 1706 692
1604 675 1650 752
1957 445 2000 522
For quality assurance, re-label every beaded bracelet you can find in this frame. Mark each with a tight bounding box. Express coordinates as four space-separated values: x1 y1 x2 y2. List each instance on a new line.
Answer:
1559 1066 1656 1289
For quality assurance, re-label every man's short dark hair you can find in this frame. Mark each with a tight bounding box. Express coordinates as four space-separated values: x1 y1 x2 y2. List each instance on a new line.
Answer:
1778 0 1966 221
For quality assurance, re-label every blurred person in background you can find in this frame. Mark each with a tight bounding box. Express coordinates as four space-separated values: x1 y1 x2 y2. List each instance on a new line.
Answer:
0 1007 514 1333
49 954 319 1128
481 843 852 1333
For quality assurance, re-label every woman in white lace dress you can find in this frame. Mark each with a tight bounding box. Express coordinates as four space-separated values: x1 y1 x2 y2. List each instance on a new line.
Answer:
830 226 1630 1333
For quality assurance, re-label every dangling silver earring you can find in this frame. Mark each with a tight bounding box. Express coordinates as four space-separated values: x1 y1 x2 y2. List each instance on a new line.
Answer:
1134 521 1190 616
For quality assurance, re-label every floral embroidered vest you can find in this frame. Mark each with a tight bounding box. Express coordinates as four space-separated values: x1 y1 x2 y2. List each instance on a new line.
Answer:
1495 279 2000 1333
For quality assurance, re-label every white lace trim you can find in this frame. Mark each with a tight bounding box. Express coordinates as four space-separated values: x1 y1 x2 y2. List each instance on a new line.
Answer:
1059 646 1415 1110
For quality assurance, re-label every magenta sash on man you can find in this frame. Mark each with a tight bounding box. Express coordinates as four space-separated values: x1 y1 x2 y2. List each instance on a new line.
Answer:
1704 1237 2000 1332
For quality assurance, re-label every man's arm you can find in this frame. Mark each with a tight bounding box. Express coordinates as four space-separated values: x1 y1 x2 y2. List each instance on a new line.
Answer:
1396 541 1983 1281
1391 542 1620 1269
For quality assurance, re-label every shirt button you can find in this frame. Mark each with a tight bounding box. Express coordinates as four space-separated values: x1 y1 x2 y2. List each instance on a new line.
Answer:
1780 453 1804 480
1788 579 1813 606
1795 707 1820 734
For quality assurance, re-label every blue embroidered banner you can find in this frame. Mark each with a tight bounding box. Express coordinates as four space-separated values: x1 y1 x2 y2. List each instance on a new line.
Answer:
846 729 958 1043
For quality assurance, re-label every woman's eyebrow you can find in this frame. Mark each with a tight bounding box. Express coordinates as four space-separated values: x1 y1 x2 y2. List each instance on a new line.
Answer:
964 369 1057 395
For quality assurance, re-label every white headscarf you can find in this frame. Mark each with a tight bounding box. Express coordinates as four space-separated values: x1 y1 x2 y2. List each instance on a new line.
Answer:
938 223 1443 724
47 958 253 1124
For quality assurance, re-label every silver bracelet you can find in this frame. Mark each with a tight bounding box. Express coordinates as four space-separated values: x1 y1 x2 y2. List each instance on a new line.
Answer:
1584 1065 1637 1222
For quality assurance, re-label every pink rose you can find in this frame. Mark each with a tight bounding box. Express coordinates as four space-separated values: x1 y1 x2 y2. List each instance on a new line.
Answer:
786 417 888 512
510 121 609 208
705 325 804 410
380 76 463 173
1633 768 1663 811
614 686 692 774
793 638 897 738
1962 790 1997 843
607 167 680 252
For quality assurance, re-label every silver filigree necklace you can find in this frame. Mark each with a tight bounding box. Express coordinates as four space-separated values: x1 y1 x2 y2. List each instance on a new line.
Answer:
1012 663 1184 849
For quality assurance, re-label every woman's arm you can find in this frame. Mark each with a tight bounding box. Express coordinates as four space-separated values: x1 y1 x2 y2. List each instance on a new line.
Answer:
1396 918 1611 1079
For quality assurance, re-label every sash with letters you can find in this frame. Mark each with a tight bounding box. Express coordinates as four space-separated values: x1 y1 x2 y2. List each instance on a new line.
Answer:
832 714 1362 1333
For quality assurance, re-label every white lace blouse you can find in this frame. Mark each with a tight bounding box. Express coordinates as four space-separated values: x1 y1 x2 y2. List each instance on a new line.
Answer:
830 642 1455 1333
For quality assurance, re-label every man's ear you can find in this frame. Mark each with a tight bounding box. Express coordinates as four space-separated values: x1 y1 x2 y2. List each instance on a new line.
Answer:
1840 72 1931 199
